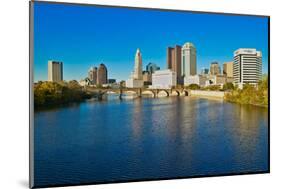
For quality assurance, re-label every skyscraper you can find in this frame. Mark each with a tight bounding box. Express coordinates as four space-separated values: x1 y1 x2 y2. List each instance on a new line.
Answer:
181 42 196 85
209 62 221 75
48 60 63 82
201 68 209 75
223 62 233 77
167 45 182 84
233 48 262 88
146 62 160 74
88 66 97 84
126 48 144 88
97 63 108 85
133 48 143 80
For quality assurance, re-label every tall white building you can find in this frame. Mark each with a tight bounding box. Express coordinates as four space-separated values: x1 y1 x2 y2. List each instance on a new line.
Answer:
133 48 143 80
151 69 176 89
48 60 63 82
181 42 197 85
233 48 262 88
126 48 144 88
88 66 97 84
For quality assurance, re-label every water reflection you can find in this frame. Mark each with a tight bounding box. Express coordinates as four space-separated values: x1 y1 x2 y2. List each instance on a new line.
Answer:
34 97 268 187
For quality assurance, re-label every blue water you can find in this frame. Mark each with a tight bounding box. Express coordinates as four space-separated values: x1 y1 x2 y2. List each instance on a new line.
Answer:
34 97 268 187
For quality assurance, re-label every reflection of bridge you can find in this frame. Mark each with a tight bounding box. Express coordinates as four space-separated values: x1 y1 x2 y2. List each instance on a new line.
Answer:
85 87 190 100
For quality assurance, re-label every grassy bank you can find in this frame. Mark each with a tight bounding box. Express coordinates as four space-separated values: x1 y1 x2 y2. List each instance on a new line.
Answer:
34 81 92 109
225 77 268 107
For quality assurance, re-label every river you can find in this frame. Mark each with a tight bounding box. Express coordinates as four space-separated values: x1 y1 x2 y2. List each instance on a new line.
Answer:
34 96 269 187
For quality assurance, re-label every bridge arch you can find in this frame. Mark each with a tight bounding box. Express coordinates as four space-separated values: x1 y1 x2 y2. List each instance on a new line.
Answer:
182 90 189 96
141 90 156 98
105 90 119 95
171 90 180 96
123 90 138 95
157 90 169 97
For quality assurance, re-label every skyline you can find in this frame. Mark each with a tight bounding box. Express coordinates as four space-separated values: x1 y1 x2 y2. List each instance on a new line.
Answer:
34 2 269 82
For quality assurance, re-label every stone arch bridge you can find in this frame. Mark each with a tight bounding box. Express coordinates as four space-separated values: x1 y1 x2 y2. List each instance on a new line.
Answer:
85 87 190 100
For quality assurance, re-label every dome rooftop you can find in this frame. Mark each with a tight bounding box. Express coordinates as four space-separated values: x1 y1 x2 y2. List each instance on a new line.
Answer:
182 42 195 48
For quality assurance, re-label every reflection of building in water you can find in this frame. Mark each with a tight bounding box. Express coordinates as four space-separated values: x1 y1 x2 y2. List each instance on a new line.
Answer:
131 99 143 140
232 105 266 166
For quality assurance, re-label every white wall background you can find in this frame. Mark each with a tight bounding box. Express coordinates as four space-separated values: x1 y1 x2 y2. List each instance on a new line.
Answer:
0 0 279 188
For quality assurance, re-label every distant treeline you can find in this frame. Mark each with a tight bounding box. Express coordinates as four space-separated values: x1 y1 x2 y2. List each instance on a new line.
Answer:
34 80 92 109
225 77 268 107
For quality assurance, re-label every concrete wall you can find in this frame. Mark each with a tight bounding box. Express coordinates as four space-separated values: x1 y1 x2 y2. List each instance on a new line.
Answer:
190 90 225 98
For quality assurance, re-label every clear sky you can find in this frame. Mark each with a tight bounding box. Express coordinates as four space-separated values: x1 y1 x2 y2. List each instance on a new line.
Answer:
34 2 269 82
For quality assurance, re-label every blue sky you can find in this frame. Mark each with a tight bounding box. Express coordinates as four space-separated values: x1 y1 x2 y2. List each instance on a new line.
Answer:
34 2 269 82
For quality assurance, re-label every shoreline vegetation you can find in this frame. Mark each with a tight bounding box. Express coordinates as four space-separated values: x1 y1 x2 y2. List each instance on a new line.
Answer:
34 77 268 109
34 80 92 110
224 77 268 107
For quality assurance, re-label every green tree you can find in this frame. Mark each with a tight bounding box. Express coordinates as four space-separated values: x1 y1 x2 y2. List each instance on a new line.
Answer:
34 81 91 109
187 84 200 90
223 82 234 91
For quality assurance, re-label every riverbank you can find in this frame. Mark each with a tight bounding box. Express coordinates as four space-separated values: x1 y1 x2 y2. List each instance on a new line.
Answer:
224 79 268 107
190 90 225 99
34 81 92 109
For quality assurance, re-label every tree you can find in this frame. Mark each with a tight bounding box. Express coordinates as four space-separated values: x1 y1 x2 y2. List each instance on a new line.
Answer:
34 81 92 109
205 85 221 91
223 82 234 91
187 84 200 90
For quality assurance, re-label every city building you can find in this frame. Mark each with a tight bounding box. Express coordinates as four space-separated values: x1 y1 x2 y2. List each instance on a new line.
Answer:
143 71 152 85
233 48 262 88
146 62 160 74
205 74 233 87
79 78 91 87
209 62 221 75
150 69 176 89
214 75 227 85
102 83 120 89
133 48 143 80
185 75 207 87
48 60 63 82
201 68 209 75
126 78 143 88
223 61 233 77
88 66 97 84
126 48 144 88
108 79 116 84
181 42 197 85
119 80 126 88
97 63 108 85
226 77 234 83
167 45 182 84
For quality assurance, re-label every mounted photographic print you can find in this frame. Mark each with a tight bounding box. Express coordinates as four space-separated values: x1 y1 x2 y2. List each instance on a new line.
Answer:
29 0 270 188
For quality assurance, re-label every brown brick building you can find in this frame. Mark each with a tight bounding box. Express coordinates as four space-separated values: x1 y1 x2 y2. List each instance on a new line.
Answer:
167 45 182 85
